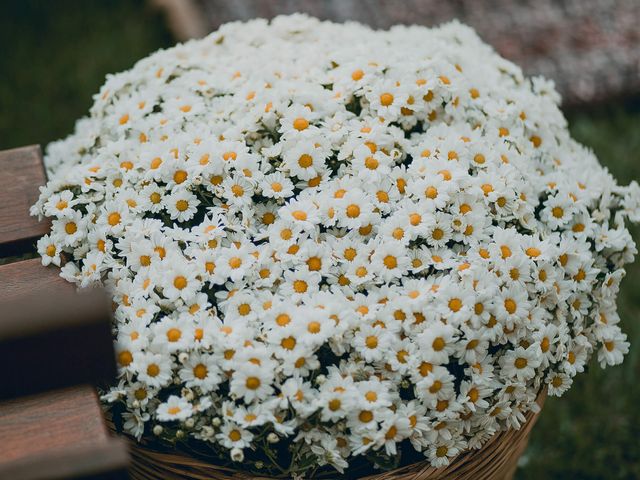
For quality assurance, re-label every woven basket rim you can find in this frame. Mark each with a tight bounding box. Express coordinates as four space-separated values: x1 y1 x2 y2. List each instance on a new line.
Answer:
109 389 546 480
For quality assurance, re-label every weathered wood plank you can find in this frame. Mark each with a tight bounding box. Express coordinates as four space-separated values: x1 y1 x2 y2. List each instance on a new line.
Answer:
0 385 128 479
0 144 128 477
0 145 50 247
0 285 117 400
0 257 71 303
0 440 129 480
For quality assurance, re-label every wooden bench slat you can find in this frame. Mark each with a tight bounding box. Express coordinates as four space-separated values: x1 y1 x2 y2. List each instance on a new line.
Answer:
0 439 129 480
0 385 128 479
0 283 117 400
0 257 71 304
0 385 109 460
0 143 130 476
0 145 51 247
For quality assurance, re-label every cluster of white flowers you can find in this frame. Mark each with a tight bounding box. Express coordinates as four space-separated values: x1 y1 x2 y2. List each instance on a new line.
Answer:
33 15 639 476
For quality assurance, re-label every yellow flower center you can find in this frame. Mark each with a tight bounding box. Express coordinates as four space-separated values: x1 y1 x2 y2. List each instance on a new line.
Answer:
359 410 373 423
351 69 364 81
292 210 307 221
65 222 77 235
293 117 309 131
173 276 187 290
436 446 448 458
118 350 133 367
448 298 462 312
346 204 361 218
193 364 208 379
298 154 313 168
293 280 308 293
514 357 528 369
526 247 541 258
379 93 394 106
173 170 187 184
245 377 261 390
383 255 397 269
276 314 291 326
432 337 445 351
307 257 322 271
281 336 297 350
365 156 379 170
504 299 517 314
552 206 564 218
307 321 321 334
167 328 182 342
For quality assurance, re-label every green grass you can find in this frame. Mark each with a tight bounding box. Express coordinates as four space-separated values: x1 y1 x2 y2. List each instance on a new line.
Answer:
0 0 172 149
0 2 638 477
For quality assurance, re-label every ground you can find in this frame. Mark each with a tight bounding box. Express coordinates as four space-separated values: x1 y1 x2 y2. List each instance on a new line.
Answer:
0 1 638 478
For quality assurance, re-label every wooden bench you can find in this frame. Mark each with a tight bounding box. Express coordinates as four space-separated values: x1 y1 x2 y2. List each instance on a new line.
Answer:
0 145 129 479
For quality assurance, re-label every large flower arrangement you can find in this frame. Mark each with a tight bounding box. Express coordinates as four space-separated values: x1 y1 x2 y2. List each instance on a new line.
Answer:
32 15 639 477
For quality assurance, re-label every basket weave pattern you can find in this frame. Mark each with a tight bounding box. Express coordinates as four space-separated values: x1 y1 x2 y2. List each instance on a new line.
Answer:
114 391 545 480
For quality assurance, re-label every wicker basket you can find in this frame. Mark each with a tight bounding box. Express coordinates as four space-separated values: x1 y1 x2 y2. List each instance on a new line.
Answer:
111 390 545 480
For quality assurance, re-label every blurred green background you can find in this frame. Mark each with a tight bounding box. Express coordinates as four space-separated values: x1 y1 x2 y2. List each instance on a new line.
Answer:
0 0 172 149
1 1 638 478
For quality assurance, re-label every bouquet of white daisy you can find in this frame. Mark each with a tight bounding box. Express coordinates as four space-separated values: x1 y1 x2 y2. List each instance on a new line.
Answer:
32 14 639 479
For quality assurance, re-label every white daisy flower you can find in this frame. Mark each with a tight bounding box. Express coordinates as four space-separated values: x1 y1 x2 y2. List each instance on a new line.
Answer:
261 172 295 199
156 395 194 422
417 323 458 365
179 352 222 392
37 234 62 266
217 422 254 449
229 365 275 403
165 189 199 222
499 345 542 382
133 351 173 388
157 253 200 302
